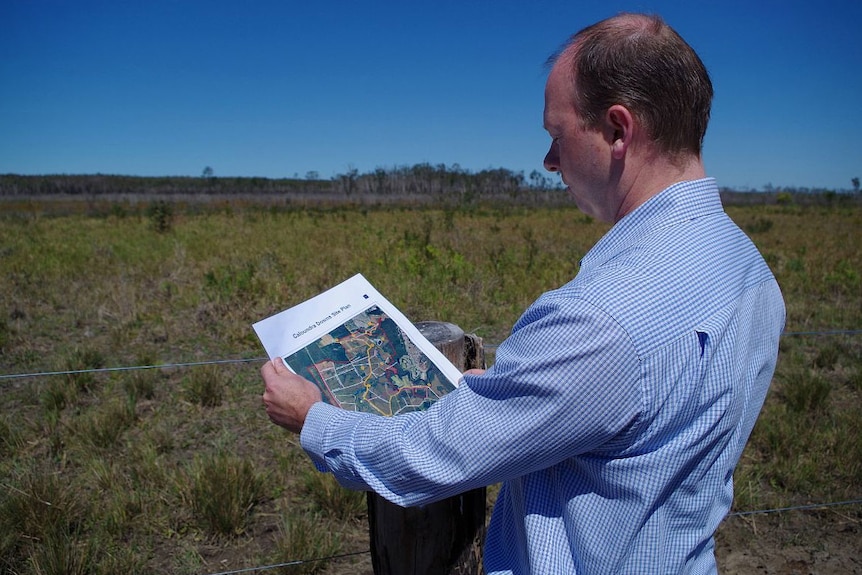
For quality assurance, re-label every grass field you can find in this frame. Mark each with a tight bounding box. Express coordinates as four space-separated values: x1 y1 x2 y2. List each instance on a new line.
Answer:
1 197 860 574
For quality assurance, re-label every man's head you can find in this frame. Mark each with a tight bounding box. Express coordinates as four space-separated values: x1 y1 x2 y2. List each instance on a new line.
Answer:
543 13 712 221
557 13 713 158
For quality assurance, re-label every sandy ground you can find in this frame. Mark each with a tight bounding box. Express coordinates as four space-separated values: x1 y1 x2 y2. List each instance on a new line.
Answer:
203 504 862 574
715 507 862 574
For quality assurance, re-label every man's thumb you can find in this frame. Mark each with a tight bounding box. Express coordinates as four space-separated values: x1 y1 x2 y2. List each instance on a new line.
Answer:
272 356 289 373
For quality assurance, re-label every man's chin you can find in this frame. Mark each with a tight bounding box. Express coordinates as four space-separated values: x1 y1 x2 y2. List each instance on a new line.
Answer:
567 190 599 219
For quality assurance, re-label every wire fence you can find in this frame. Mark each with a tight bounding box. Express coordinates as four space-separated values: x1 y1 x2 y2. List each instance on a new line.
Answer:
0 357 264 381
204 550 371 575
2 329 860 382
2 328 860 574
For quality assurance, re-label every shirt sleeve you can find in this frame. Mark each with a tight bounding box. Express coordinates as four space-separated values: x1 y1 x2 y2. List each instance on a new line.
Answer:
300 292 643 507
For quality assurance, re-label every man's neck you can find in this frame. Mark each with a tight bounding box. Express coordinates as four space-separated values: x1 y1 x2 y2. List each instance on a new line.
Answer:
614 155 706 222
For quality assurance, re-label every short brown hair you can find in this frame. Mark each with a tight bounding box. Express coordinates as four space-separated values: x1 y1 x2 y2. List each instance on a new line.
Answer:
554 13 713 157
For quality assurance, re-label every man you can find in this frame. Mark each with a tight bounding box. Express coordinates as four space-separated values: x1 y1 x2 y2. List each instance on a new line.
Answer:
262 13 785 574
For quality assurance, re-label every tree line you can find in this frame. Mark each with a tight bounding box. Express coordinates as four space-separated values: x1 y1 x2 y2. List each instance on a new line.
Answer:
0 164 561 199
0 164 857 208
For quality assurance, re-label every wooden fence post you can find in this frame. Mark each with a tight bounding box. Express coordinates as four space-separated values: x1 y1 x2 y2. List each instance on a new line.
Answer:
367 321 487 575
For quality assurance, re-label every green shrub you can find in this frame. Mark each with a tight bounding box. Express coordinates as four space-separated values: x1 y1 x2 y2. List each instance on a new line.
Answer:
25 529 99 575
182 364 225 407
270 512 340 575
302 469 366 522
813 342 844 370
0 464 91 569
744 217 774 234
40 378 73 414
0 317 9 352
75 397 136 449
145 200 173 233
780 368 831 414
63 347 105 393
185 452 265 538
0 415 23 457
123 368 158 402
825 259 860 294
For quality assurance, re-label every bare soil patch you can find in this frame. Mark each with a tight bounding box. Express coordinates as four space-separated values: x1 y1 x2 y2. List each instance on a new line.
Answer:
715 508 862 574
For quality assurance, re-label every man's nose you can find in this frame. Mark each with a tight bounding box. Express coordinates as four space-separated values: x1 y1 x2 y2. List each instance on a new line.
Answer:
544 144 559 173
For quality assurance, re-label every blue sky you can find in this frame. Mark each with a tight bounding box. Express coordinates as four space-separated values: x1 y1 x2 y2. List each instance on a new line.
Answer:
2 0 861 191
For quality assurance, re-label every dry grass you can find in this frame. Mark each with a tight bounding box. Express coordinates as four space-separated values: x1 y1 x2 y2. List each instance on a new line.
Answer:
0 197 860 573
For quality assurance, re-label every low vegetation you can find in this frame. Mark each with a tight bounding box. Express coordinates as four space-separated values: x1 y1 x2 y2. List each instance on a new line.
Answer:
0 191 859 574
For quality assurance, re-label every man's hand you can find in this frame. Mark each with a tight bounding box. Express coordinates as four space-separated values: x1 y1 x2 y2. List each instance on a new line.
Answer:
261 357 323 434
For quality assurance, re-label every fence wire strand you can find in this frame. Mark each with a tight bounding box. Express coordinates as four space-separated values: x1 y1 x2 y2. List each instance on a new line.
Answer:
203 550 370 575
1 329 860 382
0 356 266 381
727 498 862 518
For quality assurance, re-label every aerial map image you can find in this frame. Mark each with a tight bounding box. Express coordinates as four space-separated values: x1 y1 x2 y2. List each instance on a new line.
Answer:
283 305 456 416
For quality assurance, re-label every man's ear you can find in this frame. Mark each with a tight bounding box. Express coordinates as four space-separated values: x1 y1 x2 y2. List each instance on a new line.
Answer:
607 105 634 160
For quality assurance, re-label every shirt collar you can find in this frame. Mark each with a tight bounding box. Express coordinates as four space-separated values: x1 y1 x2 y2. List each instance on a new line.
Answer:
580 178 724 270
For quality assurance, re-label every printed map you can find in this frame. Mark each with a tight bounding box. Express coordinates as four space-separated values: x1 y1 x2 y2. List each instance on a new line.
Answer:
283 305 456 416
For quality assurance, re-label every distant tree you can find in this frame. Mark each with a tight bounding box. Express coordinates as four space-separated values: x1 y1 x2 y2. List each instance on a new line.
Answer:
529 169 551 190
201 166 215 179
332 167 360 195
305 170 319 181
852 177 860 193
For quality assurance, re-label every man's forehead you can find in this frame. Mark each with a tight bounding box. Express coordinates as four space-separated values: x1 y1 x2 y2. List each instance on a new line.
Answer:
544 65 573 113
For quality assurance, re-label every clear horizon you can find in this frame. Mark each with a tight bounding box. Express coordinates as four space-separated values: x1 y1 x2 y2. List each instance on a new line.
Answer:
3 0 861 191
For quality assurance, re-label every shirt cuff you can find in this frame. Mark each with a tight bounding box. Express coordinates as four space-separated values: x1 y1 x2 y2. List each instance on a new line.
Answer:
299 401 340 472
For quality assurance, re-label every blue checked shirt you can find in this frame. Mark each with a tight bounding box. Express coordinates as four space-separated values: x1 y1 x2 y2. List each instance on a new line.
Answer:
301 178 786 574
